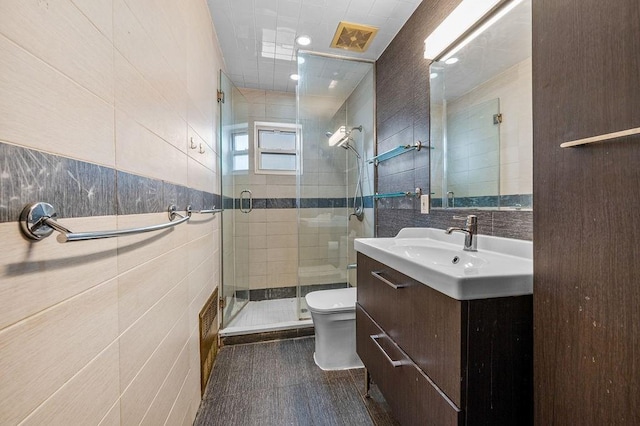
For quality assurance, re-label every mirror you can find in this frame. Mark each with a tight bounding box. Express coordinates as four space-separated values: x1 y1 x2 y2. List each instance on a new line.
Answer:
429 0 532 210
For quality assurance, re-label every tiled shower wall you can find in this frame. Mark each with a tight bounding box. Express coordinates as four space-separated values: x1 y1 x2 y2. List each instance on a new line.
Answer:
375 0 533 240
0 1 222 424
233 88 300 294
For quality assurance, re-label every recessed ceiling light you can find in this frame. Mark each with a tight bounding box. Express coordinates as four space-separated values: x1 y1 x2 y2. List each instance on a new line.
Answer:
430 72 439 79
444 57 459 64
290 74 300 81
297 56 306 64
296 35 312 46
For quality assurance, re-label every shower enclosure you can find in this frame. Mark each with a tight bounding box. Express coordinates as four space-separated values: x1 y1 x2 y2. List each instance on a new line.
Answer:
219 54 374 335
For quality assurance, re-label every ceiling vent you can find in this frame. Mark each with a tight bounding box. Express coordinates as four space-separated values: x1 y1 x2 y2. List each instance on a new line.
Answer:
330 22 379 53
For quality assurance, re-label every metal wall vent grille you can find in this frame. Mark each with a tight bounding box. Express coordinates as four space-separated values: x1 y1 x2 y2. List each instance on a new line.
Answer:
199 287 219 395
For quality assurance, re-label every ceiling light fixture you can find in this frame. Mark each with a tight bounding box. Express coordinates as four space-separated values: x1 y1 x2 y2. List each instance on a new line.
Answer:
297 56 306 64
430 72 439 79
295 35 312 46
444 57 459 65
290 74 300 81
424 0 524 61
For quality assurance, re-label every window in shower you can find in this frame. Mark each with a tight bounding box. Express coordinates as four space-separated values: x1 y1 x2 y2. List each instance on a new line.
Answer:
254 121 299 174
232 131 249 171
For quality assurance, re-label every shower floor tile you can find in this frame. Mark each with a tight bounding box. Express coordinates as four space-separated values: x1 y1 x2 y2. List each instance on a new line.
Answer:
221 298 312 337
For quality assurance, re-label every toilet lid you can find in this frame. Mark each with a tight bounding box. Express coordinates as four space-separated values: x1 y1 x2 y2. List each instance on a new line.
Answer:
305 287 357 313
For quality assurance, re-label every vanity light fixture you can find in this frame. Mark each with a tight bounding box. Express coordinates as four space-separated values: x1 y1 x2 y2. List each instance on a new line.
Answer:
424 0 524 61
296 35 312 46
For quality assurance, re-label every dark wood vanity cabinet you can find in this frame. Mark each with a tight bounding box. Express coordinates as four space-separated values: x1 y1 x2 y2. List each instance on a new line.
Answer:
356 253 533 425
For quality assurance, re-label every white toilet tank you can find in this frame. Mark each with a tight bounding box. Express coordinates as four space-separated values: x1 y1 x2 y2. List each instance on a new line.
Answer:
305 287 363 370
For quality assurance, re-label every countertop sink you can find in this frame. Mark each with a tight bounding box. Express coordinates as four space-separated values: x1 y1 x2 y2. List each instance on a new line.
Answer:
354 228 533 300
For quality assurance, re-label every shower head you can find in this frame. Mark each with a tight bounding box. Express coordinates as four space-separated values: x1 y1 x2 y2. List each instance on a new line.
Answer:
326 125 363 147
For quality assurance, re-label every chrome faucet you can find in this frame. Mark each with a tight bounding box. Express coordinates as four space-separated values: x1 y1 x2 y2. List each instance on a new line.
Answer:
445 215 478 251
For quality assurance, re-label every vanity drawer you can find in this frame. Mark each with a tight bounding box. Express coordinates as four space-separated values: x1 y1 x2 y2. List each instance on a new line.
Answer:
357 253 464 407
356 304 415 426
414 366 463 426
357 304 462 426
357 253 417 355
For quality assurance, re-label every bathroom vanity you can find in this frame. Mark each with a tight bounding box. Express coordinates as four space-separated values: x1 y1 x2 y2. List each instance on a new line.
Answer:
355 229 533 425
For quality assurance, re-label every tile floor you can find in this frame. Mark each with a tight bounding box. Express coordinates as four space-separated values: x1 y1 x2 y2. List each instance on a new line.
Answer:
221 298 312 337
194 337 399 426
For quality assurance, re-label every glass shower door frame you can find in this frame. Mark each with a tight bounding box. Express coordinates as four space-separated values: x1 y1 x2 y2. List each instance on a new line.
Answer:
219 70 250 328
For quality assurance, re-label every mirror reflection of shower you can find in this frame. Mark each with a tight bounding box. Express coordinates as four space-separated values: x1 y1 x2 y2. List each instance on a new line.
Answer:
326 125 365 221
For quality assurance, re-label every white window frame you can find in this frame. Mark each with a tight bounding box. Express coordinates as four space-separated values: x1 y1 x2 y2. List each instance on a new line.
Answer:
254 121 301 175
231 131 249 172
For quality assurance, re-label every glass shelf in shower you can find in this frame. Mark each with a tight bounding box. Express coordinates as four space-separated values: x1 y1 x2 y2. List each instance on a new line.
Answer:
374 189 423 199
367 141 432 165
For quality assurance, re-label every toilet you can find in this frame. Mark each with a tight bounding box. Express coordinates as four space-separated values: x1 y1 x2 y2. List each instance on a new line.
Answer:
305 287 363 370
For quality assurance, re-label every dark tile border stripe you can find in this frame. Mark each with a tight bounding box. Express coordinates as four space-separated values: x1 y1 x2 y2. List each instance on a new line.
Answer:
0 141 220 223
221 196 375 210
247 282 350 302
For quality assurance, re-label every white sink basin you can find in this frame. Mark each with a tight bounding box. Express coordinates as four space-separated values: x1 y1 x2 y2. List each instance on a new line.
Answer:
354 228 533 300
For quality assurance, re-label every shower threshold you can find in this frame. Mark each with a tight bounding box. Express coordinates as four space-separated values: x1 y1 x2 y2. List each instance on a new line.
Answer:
220 298 313 337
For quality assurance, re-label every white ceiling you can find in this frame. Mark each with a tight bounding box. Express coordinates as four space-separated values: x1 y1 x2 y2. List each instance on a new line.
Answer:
206 0 423 93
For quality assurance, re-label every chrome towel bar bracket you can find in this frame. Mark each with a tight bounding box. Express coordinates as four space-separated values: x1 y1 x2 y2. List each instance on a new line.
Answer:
187 205 223 215
20 202 190 243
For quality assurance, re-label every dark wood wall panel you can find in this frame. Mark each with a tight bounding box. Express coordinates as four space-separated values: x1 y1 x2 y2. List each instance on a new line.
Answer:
533 0 640 424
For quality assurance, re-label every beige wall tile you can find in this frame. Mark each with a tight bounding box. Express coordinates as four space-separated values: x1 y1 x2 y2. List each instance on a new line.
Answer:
188 155 215 193
116 213 189 274
121 0 186 88
120 312 189 425
164 372 193 426
114 0 186 119
267 234 298 248
266 208 297 223
187 257 215 332
267 222 298 236
98 401 121 426
0 0 114 102
20 342 120 426
186 213 216 243
188 126 217 167
139 339 191 426
0 35 115 166
187 234 215 273
266 247 297 262
118 245 189 332
0 279 118 425
115 110 188 186
114 52 187 151
0 0 222 423
187 98 214 151
0 216 118 330
71 0 113 41
119 278 188 389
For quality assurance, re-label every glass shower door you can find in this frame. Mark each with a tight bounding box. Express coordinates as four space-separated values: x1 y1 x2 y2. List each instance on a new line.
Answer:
220 71 250 328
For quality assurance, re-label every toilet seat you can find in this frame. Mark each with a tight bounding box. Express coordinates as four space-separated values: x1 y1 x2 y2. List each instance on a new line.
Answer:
305 287 357 314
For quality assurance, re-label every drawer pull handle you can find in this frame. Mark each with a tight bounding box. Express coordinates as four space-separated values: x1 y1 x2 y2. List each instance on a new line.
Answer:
371 271 405 289
370 334 404 367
